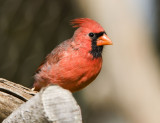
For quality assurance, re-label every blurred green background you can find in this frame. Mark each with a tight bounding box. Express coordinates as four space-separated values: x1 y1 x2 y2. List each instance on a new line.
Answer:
0 0 159 123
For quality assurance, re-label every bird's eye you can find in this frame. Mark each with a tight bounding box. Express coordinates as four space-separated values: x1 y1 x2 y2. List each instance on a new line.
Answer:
89 32 95 37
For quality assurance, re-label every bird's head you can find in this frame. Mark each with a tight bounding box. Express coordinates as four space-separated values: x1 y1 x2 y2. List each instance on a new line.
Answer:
71 18 112 58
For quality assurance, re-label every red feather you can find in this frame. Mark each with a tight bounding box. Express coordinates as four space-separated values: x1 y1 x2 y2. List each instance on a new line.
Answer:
33 18 112 92
70 18 104 33
70 18 93 27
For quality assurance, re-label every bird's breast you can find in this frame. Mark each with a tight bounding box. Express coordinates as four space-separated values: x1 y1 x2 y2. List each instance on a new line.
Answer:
34 49 103 92
50 53 102 92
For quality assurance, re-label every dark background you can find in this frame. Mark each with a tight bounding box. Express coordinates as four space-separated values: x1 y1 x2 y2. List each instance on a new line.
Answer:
0 0 82 87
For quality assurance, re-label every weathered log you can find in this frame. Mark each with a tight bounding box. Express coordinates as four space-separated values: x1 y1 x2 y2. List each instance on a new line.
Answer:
0 78 36 122
0 78 82 123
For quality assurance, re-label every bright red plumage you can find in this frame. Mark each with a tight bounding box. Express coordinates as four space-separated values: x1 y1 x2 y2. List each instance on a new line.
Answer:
33 18 112 92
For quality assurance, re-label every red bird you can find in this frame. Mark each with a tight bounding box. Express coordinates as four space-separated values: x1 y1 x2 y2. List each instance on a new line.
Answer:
33 18 112 92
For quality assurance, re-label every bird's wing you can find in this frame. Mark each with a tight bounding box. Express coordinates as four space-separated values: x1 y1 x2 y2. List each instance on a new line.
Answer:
35 40 71 74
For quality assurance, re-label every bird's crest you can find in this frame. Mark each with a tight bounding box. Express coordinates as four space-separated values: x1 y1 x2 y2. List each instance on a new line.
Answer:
70 18 104 32
70 18 92 28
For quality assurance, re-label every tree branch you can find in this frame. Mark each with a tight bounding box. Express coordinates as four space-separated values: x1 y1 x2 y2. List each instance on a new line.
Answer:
0 78 82 123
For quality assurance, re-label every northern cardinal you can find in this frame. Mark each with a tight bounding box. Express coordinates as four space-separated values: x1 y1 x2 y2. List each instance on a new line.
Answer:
33 18 112 92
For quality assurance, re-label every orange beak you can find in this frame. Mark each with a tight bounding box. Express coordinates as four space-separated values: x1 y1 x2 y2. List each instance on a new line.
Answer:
97 34 112 46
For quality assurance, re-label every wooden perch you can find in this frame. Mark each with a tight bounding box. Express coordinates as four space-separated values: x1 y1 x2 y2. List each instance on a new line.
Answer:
0 78 82 123
0 78 36 122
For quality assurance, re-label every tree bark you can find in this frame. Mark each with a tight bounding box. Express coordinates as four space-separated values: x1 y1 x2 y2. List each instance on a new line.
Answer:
0 78 82 123
0 78 36 122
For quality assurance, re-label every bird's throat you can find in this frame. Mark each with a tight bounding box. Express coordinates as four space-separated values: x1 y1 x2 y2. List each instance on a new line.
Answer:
90 43 103 58
90 32 104 58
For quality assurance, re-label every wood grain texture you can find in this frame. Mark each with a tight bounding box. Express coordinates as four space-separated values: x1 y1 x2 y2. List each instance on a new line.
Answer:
0 78 36 122
1 79 82 123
